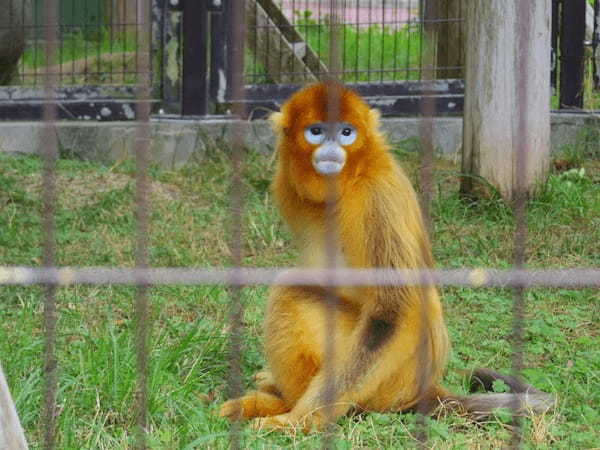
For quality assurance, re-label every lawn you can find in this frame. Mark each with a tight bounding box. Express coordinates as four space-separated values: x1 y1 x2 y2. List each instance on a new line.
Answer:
0 145 599 449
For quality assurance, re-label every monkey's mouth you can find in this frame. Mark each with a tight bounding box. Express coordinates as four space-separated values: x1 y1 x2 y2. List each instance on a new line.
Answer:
312 144 346 176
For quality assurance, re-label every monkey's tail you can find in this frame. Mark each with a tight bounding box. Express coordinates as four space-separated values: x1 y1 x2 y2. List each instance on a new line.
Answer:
430 368 555 420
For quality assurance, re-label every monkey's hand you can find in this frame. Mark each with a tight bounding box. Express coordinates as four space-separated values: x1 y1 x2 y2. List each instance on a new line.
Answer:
253 370 280 395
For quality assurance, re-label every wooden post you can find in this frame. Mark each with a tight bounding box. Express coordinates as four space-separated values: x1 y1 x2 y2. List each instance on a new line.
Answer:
460 1 551 200
0 365 28 450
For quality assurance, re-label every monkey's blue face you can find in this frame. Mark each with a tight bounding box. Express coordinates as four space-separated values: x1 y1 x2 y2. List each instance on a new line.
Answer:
304 122 357 176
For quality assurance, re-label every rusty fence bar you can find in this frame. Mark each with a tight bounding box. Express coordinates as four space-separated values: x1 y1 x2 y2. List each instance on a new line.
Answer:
322 2 344 447
1 267 598 289
225 0 247 447
512 1 532 446
41 0 59 448
133 0 152 448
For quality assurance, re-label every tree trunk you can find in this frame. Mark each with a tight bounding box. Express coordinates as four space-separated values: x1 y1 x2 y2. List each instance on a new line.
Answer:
423 0 465 79
0 0 31 85
460 1 551 201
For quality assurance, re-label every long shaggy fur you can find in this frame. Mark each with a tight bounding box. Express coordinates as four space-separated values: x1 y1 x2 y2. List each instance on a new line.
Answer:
219 82 553 431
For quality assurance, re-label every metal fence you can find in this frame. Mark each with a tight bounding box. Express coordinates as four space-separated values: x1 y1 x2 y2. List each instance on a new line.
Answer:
0 1 600 449
212 0 466 117
0 0 159 120
7 0 142 86
551 0 600 109
1 1 598 120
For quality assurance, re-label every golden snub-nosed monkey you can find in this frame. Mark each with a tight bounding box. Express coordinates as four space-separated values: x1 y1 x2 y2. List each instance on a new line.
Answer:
219 81 554 432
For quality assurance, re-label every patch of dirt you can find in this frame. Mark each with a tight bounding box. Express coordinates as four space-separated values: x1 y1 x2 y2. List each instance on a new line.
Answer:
24 170 181 209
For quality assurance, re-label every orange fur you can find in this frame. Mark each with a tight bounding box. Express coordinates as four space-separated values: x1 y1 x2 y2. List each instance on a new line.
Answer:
219 82 552 431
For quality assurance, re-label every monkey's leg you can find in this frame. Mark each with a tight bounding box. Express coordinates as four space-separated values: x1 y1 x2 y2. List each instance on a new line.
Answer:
219 286 336 422
262 286 337 407
219 390 288 420
256 301 448 431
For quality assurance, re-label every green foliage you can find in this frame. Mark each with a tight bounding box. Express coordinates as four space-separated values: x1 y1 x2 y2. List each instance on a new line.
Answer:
295 11 424 82
247 10 426 84
0 149 599 448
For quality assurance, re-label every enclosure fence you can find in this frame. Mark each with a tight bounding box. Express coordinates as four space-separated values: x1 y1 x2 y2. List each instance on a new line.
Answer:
1 1 600 449
2 0 598 120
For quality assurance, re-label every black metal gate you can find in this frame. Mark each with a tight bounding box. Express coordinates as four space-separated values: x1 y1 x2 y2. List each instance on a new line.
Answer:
1 0 597 121
0 0 163 120
169 0 465 119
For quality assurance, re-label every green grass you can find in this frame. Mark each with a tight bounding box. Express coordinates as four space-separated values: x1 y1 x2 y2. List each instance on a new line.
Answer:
0 148 599 448
16 29 138 85
295 13 425 83
246 12 425 84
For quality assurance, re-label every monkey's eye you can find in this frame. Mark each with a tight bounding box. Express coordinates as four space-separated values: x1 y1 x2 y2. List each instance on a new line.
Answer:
338 126 357 146
304 125 326 145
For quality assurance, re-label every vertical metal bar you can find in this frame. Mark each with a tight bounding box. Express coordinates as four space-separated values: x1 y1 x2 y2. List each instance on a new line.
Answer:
161 3 183 114
41 0 58 448
367 0 372 82
58 0 64 85
392 0 399 81
33 0 40 85
182 0 209 115
123 0 128 83
408 0 414 80
416 10 436 447
209 5 226 111
69 0 76 84
594 0 600 89
135 0 140 83
551 0 560 91
559 0 585 108
95 0 102 80
84 0 89 83
226 0 246 447
133 0 152 448
109 0 115 84
511 2 532 447
354 0 359 81
321 2 344 448
151 0 164 100
380 0 385 82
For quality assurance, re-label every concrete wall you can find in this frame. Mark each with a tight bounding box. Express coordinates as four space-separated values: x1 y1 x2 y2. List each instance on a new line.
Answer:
0 113 598 169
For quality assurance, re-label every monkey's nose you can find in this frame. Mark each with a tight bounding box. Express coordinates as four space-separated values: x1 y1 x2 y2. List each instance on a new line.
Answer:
312 143 346 176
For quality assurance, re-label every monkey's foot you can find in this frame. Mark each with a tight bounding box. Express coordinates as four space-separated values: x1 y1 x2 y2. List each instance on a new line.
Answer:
252 414 298 433
219 398 244 421
219 391 288 420
252 412 326 434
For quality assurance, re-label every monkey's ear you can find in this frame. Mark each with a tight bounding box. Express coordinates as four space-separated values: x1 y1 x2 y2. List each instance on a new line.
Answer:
368 108 382 126
270 111 285 133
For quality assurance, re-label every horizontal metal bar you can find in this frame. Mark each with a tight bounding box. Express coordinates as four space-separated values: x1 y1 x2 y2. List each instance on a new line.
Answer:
0 267 598 288
0 100 158 121
0 85 137 101
243 80 465 101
